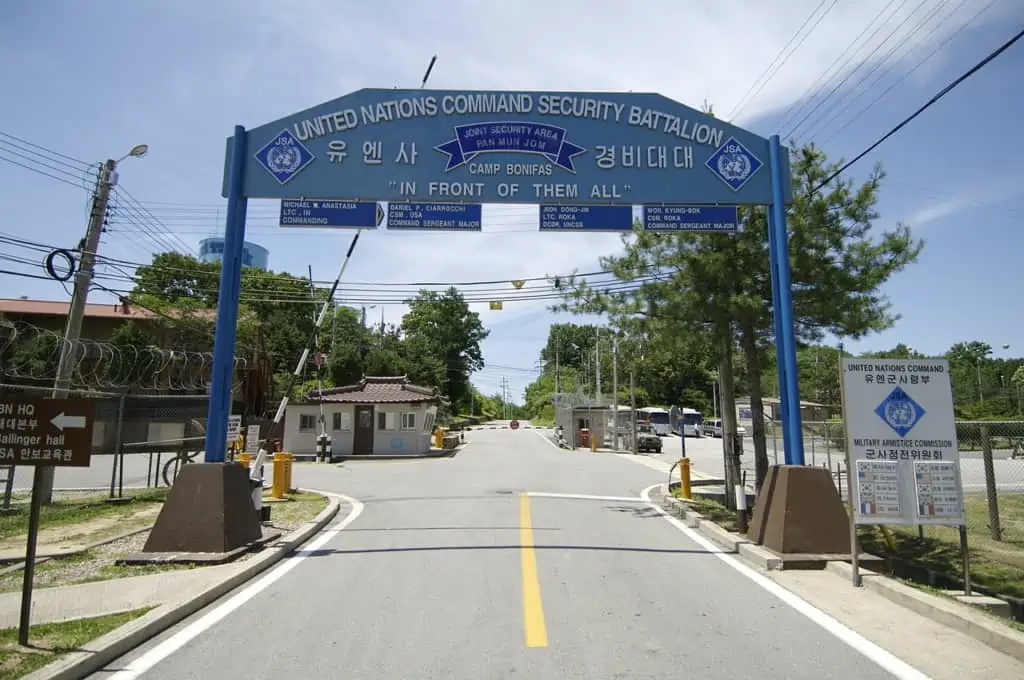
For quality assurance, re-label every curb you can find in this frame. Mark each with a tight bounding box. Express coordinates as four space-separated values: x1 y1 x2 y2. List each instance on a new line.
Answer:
660 490 782 570
23 490 343 680
824 561 1024 663
659 486 1024 663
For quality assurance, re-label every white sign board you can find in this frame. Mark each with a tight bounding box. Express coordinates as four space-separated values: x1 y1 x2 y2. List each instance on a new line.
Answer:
244 424 261 454
841 358 964 526
226 415 242 445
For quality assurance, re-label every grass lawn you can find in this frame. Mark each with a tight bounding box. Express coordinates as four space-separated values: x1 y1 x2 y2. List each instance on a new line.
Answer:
0 609 152 679
673 488 1024 599
0 489 169 542
859 493 1024 599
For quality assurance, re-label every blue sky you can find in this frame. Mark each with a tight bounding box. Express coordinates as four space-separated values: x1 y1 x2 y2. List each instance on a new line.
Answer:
1 0 1022 402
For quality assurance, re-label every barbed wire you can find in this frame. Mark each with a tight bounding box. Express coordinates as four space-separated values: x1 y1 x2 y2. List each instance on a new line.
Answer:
0 320 255 392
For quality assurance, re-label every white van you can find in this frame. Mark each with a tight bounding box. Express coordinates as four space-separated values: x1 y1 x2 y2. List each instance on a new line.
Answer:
702 418 746 438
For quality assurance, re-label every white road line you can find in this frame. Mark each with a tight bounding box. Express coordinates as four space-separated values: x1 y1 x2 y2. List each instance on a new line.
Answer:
534 430 562 450
108 491 365 680
527 491 647 503
638 483 932 680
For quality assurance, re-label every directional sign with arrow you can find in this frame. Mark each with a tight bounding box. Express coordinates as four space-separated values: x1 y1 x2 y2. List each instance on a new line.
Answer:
0 398 95 467
50 413 88 431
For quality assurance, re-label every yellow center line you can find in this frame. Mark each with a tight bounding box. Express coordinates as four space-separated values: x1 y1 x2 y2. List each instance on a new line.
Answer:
519 493 549 648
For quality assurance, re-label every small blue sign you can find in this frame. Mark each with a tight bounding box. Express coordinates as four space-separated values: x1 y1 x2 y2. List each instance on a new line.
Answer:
705 137 764 192
254 129 316 185
387 202 482 231
642 205 739 232
436 122 586 172
279 199 383 229
228 89 791 206
874 387 926 438
539 204 633 231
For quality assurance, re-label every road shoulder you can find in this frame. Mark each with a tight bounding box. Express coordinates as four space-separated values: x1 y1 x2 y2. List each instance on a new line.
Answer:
21 489 348 680
651 485 1024 677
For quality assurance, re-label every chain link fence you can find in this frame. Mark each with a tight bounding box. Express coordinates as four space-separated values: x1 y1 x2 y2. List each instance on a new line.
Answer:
0 383 266 502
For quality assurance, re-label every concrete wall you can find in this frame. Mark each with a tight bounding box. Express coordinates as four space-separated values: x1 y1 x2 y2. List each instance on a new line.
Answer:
283 402 437 455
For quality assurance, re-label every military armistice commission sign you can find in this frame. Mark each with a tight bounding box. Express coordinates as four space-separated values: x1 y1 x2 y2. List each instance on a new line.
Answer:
0 398 94 467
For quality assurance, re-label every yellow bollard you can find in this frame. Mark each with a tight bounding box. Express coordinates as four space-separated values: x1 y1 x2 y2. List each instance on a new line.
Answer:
283 452 294 493
434 428 445 449
272 453 287 499
590 437 596 453
679 457 692 500
238 452 252 469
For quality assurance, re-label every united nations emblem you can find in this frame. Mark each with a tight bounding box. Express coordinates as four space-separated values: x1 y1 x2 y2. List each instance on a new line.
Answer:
266 143 303 175
716 151 752 183
883 398 918 431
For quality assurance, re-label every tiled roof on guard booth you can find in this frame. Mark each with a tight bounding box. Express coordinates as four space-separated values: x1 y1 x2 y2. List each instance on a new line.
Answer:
305 375 442 404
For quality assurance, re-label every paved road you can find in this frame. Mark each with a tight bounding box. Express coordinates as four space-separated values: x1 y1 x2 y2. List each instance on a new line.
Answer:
79 423 972 680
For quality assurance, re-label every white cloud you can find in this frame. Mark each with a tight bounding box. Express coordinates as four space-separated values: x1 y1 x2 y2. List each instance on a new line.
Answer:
901 182 1024 228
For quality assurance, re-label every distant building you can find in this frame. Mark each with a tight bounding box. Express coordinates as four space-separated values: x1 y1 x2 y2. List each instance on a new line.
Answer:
198 237 269 270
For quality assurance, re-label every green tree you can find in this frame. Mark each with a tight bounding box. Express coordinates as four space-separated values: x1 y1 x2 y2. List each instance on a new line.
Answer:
557 143 922 489
106 321 156 386
326 306 371 386
401 288 489 410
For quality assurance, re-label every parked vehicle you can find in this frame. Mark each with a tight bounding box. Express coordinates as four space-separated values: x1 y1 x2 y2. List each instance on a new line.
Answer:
702 418 746 438
636 407 671 436
636 423 663 453
670 406 704 437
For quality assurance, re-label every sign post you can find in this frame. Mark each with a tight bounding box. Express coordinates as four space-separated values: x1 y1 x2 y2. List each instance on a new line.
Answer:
0 397 95 645
839 358 965 587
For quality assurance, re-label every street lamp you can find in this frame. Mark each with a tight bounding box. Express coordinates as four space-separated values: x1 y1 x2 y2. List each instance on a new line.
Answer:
117 144 149 162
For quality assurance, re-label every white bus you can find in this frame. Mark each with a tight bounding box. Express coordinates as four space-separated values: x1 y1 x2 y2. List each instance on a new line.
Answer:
636 407 671 436
670 407 704 437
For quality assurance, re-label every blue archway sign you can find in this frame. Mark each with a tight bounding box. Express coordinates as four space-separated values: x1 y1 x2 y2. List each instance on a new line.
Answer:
205 90 806 467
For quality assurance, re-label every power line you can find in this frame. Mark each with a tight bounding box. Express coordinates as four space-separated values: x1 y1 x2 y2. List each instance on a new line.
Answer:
799 0 964 142
726 0 837 121
773 0 903 136
820 0 999 146
0 229 644 289
813 24 1024 193
784 0 937 140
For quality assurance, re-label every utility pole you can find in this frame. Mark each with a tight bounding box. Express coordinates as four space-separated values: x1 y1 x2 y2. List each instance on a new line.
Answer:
41 158 118 504
977 357 984 404
595 327 602 406
630 366 638 456
554 345 560 396
612 337 619 451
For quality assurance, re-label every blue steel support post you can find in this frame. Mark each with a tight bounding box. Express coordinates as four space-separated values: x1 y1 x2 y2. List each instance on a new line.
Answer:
768 134 806 465
204 125 248 463
765 207 790 462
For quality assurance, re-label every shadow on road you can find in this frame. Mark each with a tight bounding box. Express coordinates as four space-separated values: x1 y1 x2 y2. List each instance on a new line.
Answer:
298 544 720 557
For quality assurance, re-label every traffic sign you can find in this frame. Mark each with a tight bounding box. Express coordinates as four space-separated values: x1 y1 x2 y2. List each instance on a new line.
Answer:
642 205 739 232
0 398 94 467
227 415 242 445
279 199 384 228
244 424 260 454
228 89 790 207
840 358 964 527
539 204 633 231
387 202 482 231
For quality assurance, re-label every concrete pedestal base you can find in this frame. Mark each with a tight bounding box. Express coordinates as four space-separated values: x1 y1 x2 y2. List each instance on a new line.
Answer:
747 465 851 555
144 463 262 554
